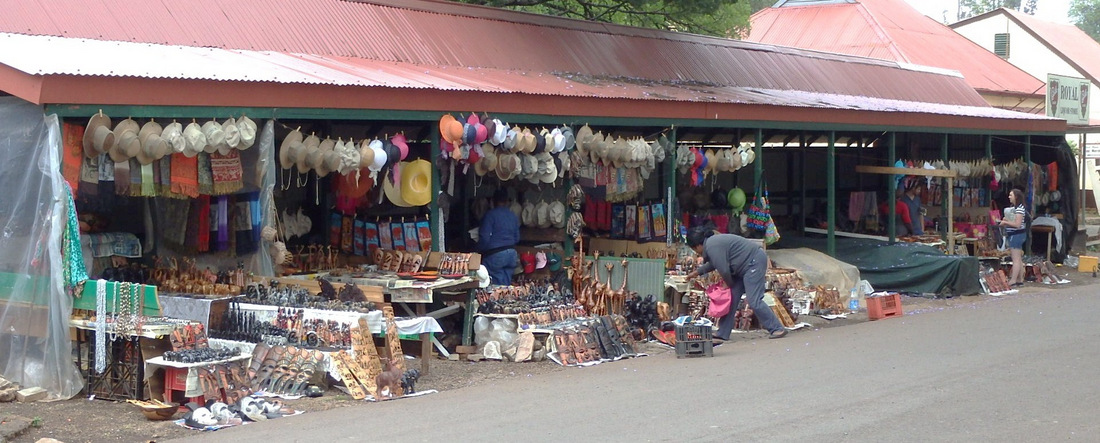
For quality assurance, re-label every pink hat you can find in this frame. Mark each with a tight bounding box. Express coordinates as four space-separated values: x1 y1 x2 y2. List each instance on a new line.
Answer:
535 251 548 269
391 133 409 161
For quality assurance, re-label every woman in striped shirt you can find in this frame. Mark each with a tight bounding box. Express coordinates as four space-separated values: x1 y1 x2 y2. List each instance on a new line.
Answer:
999 188 1027 287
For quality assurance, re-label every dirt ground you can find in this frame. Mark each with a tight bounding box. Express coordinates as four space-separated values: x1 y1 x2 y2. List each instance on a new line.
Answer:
1 263 1096 443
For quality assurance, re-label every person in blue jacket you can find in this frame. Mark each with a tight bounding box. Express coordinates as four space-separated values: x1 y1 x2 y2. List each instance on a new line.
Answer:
478 189 520 286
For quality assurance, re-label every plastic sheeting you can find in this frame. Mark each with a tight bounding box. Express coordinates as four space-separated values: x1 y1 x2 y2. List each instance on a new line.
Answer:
0 96 84 400
832 239 982 296
249 120 276 276
767 248 861 295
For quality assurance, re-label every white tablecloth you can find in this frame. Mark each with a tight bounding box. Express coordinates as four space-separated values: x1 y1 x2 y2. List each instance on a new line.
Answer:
234 303 442 335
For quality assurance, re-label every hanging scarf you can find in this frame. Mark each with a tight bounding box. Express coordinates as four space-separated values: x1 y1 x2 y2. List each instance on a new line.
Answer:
169 153 200 198
235 192 259 256
79 151 100 196
196 195 211 252
115 158 131 196
210 151 244 195
161 198 191 248
198 153 214 195
140 162 155 197
214 196 230 252
62 122 85 191
62 183 88 295
157 155 172 196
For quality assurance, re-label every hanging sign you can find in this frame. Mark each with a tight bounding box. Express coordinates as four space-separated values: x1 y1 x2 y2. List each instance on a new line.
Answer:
1046 74 1091 126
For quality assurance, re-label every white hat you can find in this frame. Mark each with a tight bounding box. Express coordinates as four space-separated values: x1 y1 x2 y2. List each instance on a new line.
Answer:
183 122 206 157
237 116 257 149
490 119 508 146
521 201 537 227
549 201 566 228
201 120 225 154
550 128 565 153
535 201 551 228
509 201 523 220
222 117 241 150
477 265 491 288
161 121 186 154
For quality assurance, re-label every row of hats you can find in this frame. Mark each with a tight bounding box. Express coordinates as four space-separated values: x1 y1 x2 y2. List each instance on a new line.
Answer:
519 200 567 229
678 187 749 213
474 146 569 184
676 143 756 176
573 125 669 170
83 112 257 163
439 113 577 161
519 250 564 274
279 129 411 181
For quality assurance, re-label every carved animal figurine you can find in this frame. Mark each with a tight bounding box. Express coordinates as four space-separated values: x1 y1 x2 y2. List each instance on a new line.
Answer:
375 358 404 399
400 369 421 394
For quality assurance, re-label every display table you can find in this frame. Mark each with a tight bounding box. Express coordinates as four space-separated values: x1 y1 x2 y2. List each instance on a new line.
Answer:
231 304 443 373
144 354 251 401
1031 225 1055 261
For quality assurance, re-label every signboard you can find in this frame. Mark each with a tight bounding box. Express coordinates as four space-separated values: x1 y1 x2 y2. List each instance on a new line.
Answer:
1086 144 1100 159
1046 74 1091 126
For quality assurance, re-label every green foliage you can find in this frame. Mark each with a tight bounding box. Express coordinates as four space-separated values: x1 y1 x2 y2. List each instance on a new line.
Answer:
451 0 758 37
1070 0 1100 41
957 0 1023 20
30 416 43 428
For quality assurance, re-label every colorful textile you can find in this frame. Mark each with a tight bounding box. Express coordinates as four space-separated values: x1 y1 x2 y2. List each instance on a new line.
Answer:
63 184 88 294
210 151 244 195
62 123 84 191
169 153 200 198
140 162 156 197
198 153 214 195
235 192 259 256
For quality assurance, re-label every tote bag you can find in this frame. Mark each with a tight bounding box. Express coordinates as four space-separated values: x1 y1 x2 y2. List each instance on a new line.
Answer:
706 283 733 318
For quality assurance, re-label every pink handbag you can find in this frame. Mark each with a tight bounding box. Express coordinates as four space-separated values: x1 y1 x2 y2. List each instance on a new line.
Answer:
706 283 733 318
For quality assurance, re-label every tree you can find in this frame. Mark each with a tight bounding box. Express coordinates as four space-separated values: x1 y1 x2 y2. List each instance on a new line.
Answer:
1070 0 1100 41
957 0 1024 21
451 0 761 37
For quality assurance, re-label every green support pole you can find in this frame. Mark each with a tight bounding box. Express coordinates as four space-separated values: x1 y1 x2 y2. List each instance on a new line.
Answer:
888 133 896 243
984 134 993 159
827 131 836 257
941 134 949 239
430 129 442 252
668 128 678 244
1025 135 1032 253
754 128 764 186
800 133 806 235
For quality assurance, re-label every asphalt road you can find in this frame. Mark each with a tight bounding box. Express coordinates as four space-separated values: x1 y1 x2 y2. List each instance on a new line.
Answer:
174 282 1100 442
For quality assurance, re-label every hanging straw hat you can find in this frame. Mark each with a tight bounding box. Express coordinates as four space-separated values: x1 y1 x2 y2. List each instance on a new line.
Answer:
109 118 140 163
137 120 168 165
358 139 375 171
439 114 463 145
496 152 520 181
201 120 225 154
236 116 257 150
279 129 303 169
400 159 432 206
221 118 240 153
161 121 186 155
83 111 114 157
384 162 413 207
491 119 508 146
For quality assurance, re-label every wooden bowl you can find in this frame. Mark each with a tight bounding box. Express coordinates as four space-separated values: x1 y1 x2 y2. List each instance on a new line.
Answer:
141 406 177 421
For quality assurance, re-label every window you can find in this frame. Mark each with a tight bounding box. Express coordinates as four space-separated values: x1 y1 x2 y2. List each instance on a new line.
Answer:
994 33 1010 58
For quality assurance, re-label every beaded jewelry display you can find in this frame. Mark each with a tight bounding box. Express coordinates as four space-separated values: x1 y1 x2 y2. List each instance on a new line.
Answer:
95 279 107 374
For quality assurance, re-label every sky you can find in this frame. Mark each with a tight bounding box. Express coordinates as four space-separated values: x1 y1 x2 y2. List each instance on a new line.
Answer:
903 0 1073 24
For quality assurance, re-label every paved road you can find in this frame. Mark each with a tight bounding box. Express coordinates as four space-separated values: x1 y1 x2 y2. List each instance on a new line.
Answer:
175 282 1100 442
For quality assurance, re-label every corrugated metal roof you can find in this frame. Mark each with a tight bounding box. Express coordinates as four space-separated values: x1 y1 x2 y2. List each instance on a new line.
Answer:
0 0 990 107
747 0 1046 96
989 8 1100 85
0 32 1059 126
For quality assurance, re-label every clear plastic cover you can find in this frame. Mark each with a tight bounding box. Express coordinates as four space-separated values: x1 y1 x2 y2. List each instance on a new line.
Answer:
250 119 276 276
0 97 84 400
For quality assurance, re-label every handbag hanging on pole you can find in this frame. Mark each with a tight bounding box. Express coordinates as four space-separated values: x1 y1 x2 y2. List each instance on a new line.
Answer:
746 177 771 232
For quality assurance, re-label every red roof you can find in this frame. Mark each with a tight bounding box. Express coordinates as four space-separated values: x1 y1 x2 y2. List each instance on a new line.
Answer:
0 0 1066 133
957 8 1100 86
747 0 1045 97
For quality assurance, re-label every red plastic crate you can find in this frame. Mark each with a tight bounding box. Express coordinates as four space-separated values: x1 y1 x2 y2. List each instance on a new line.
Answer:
867 292 903 320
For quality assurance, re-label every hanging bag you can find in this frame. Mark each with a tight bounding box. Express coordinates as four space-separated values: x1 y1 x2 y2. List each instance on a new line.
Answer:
746 178 771 232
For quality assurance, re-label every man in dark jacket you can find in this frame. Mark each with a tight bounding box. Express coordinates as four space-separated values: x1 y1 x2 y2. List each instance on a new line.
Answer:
685 227 787 341
478 189 520 286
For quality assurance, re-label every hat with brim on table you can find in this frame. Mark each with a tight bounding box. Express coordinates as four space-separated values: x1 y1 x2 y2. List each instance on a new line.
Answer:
384 162 413 207
279 129 303 169
201 120 225 154
83 111 113 157
400 159 432 206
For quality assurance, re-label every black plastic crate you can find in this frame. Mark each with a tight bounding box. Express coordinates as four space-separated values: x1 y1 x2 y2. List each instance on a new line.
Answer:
79 333 145 401
675 324 712 342
675 339 713 358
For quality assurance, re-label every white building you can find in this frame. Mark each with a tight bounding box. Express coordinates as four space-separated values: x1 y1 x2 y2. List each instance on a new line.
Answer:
954 7 1100 211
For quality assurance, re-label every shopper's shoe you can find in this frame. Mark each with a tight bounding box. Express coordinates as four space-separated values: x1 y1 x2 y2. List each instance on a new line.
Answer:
768 329 788 339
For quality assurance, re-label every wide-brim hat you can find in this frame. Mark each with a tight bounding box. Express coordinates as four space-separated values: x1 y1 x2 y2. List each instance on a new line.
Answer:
279 129 303 169
83 112 113 157
369 140 387 173
237 116 257 149
284 140 306 172
521 201 537 227
536 152 557 184
201 120 225 154
728 187 747 213
704 149 718 174
221 118 241 151
307 149 329 177
491 119 508 146
338 170 374 200
497 152 520 181
162 121 186 154
518 128 537 153
744 145 756 165
440 114 463 145
576 125 593 154
110 130 140 163
477 265 491 288
533 128 548 154
591 133 609 163
560 126 575 152
384 162 413 207
296 139 317 174
391 133 410 161
400 159 432 206
509 201 523 220
503 126 519 152
358 139 376 170
137 133 168 165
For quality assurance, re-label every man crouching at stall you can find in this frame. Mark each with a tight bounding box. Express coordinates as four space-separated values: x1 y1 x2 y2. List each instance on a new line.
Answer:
685 226 788 342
